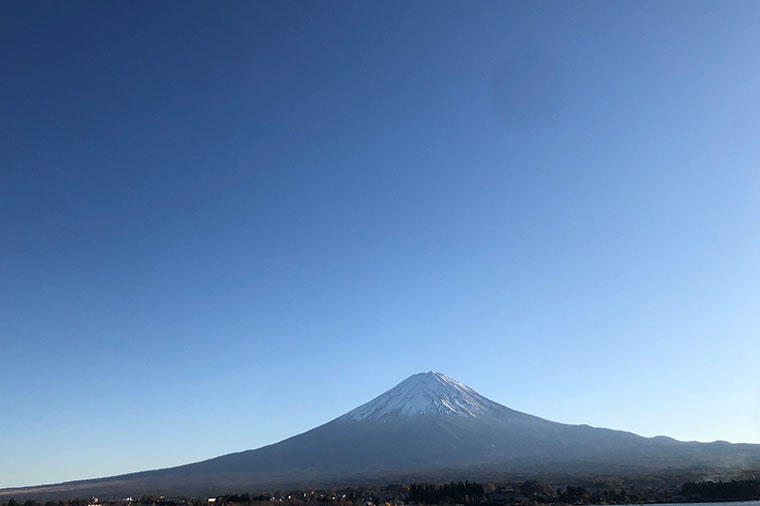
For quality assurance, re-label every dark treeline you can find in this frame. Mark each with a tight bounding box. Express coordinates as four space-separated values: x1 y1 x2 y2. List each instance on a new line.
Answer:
682 479 760 501
223 495 273 504
408 481 485 504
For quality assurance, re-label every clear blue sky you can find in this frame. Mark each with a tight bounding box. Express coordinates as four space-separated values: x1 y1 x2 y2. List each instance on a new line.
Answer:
2 0 759 489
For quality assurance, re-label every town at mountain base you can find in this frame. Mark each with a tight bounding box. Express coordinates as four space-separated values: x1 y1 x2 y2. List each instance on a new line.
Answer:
4 372 760 499
8 476 760 506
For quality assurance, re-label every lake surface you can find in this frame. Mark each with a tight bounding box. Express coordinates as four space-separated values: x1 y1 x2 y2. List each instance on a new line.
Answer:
615 502 760 506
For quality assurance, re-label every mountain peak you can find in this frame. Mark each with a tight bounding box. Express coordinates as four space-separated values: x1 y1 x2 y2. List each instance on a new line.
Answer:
341 371 503 420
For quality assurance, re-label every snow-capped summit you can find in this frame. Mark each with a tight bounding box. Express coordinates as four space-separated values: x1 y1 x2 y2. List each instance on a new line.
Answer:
342 371 503 420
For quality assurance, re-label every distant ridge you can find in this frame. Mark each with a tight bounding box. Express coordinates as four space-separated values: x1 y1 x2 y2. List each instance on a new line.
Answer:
4 372 760 499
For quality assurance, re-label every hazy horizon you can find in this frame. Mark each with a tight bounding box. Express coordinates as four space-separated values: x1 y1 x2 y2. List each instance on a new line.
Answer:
2 0 759 489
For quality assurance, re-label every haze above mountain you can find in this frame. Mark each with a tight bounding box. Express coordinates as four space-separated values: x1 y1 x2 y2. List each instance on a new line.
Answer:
4 372 760 499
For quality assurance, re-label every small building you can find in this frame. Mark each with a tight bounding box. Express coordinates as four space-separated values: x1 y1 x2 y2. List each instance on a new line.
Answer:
486 488 518 505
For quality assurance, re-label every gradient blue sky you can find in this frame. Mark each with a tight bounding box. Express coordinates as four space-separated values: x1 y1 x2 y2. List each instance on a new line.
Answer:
2 0 760 489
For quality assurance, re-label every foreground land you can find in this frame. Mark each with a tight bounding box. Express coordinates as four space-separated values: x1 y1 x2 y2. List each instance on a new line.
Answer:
5 477 760 506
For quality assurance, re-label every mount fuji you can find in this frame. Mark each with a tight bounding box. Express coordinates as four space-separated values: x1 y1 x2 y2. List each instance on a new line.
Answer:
5 372 760 498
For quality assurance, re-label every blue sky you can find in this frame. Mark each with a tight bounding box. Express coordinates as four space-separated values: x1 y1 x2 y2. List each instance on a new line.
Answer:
2 0 760 489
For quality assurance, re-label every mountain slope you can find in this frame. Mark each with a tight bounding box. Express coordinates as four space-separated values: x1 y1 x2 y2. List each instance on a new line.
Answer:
4 372 760 498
